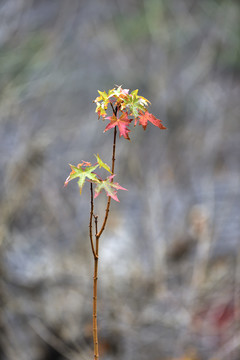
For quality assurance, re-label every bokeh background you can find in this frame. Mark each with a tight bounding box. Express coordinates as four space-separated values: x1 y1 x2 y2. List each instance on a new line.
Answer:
0 0 240 359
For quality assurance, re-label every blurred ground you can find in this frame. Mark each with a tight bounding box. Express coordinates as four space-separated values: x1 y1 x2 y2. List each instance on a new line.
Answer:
0 0 240 359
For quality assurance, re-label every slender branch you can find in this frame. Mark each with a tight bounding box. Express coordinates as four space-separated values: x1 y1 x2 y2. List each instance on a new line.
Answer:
94 215 98 239
111 125 117 174
89 183 97 258
93 215 99 360
110 102 115 114
92 108 117 360
97 126 117 239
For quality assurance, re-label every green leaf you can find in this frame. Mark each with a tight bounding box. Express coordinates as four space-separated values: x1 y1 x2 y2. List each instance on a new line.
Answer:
64 163 99 194
123 89 150 118
97 90 109 101
131 89 139 97
94 154 112 173
94 90 110 119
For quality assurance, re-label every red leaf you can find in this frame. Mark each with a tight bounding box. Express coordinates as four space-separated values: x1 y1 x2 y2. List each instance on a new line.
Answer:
94 175 127 202
104 112 132 140
136 111 166 130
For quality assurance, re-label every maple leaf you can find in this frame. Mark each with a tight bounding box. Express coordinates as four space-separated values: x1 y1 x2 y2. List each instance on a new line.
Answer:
94 86 132 118
94 154 112 173
94 90 110 119
79 160 92 167
110 85 130 104
104 112 132 140
109 85 129 98
124 89 150 118
64 163 99 194
96 104 108 119
94 175 127 202
136 110 167 130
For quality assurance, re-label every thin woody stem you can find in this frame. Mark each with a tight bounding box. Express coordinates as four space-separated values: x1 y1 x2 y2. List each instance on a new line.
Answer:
92 107 117 360
89 183 97 258
97 125 117 239
93 214 99 360
94 215 98 238
110 102 117 115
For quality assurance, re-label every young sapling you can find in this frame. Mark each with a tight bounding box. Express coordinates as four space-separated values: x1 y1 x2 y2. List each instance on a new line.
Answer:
64 85 166 360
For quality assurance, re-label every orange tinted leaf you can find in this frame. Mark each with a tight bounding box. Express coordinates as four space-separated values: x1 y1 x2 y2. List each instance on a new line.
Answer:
137 111 167 130
104 112 132 140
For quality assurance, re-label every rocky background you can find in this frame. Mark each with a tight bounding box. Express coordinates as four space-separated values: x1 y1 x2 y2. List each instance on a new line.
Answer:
0 0 240 359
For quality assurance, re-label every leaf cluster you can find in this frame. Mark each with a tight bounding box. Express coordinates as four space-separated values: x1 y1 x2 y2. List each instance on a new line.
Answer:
64 155 127 202
94 85 166 140
65 86 166 201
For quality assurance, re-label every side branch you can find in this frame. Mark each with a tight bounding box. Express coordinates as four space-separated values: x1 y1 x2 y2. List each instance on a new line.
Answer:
97 126 117 238
93 214 99 359
89 183 97 258
94 215 98 241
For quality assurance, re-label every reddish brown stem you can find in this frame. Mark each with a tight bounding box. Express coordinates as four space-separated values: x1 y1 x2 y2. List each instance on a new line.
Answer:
93 215 99 360
89 183 97 258
97 126 117 238
91 115 117 360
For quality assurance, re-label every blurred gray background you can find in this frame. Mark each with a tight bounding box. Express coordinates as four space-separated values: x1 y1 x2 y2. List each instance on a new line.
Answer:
0 0 240 359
